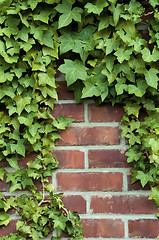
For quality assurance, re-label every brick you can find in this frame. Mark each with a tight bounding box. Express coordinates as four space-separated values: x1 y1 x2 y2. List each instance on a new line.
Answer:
90 195 157 214
128 219 159 238
0 220 17 237
52 150 84 169
56 172 123 191
88 103 124 122
88 149 130 168
56 126 120 146
127 173 150 191
51 103 84 122
82 219 124 238
62 195 86 213
56 81 74 100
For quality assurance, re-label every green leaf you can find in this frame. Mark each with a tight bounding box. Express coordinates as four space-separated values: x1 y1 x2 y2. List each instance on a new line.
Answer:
38 72 56 88
55 2 82 28
14 96 31 115
104 39 120 55
149 187 159 207
0 168 7 181
108 3 124 26
58 59 88 86
52 115 73 130
124 103 141 117
136 171 153 187
145 68 159 89
7 157 19 169
29 123 41 137
85 0 108 15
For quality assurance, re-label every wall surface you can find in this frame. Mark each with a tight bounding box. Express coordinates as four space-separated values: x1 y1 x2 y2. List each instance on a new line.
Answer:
0 72 158 239
53 73 158 239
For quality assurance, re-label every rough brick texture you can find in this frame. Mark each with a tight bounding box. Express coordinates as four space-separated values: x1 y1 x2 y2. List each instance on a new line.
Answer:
0 72 158 239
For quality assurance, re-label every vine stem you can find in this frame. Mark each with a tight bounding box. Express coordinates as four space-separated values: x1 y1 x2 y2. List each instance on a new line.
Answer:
141 11 154 17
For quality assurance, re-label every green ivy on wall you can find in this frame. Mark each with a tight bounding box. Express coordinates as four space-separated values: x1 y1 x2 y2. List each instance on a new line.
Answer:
0 0 159 239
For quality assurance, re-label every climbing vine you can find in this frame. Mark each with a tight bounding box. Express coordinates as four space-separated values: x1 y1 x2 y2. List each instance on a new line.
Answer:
0 0 159 239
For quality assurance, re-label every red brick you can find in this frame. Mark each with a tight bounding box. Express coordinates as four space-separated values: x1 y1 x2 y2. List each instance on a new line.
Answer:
88 149 130 168
82 219 124 238
52 150 84 169
129 219 159 238
90 195 157 214
51 103 84 122
56 126 120 146
56 172 123 191
0 220 17 237
88 103 124 122
56 81 74 100
62 195 86 213
127 173 150 191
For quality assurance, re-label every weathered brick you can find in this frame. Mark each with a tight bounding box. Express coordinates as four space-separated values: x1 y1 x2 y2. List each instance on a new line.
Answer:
56 172 123 191
88 103 124 122
128 219 159 238
56 127 120 146
88 149 130 168
0 220 17 237
90 195 157 214
51 103 84 122
52 150 84 169
82 219 124 238
56 81 74 100
62 195 86 213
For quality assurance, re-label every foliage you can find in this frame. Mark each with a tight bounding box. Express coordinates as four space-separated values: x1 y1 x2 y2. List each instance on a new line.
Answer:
1 0 159 239
57 0 159 217
0 0 83 239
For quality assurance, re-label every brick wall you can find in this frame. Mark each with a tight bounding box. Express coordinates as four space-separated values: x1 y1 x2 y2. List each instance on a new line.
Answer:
53 73 158 239
0 73 158 239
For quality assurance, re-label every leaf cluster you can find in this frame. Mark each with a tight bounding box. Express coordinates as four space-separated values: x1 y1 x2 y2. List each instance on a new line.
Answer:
56 0 159 217
0 0 83 239
1 0 159 238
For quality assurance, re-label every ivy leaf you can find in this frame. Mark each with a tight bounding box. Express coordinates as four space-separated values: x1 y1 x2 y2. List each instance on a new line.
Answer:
58 59 88 86
52 115 73 130
128 80 147 97
126 148 142 163
38 72 56 88
7 157 19 169
124 103 141 117
28 0 39 10
33 9 52 24
104 39 120 55
85 0 108 15
149 187 159 207
145 68 159 89
82 82 103 99
108 3 124 26
141 47 159 62
0 211 10 221
114 47 133 63
14 96 31 115
29 123 41 137
136 171 153 187
0 168 7 181
55 2 82 28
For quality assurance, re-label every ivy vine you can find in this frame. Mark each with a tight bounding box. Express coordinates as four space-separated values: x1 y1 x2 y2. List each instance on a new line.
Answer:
0 0 159 239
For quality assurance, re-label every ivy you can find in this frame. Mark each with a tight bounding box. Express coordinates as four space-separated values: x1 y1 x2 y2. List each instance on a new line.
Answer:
0 0 159 239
